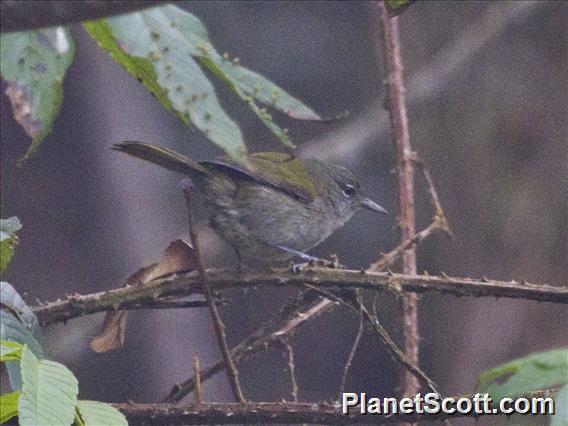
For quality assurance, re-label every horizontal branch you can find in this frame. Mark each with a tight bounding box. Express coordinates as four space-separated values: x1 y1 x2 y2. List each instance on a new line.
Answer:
32 269 567 325
114 390 558 425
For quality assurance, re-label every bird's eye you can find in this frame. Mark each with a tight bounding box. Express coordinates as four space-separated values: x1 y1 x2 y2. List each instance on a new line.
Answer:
342 184 356 198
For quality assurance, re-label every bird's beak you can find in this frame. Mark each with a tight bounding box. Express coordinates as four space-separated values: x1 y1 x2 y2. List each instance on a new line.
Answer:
361 198 388 215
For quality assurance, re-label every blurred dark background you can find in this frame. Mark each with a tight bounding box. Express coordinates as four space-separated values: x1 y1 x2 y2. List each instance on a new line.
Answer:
1 1 566 424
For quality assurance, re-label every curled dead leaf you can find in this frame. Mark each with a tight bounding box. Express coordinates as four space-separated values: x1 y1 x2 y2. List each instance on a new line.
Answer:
90 239 196 353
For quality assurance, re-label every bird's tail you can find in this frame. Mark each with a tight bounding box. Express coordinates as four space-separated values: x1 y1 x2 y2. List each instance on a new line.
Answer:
112 141 209 177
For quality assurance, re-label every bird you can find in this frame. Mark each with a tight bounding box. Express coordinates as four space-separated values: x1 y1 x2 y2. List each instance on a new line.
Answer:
113 141 387 267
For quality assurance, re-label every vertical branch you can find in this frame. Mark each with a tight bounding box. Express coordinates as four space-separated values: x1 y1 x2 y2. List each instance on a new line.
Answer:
279 339 299 403
194 356 203 409
183 189 246 404
377 1 420 397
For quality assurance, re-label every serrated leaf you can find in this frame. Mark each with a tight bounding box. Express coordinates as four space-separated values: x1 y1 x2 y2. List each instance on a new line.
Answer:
551 385 568 426
476 349 568 400
0 217 22 274
1 340 23 362
0 391 20 423
18 345 79 426
76 401 127 426
0 27 75 163
1 282 44 390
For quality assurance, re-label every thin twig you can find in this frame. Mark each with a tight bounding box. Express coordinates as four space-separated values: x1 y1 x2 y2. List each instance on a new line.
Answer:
183 189 246 404
368 220 441 272
413 154 452 236
337 292 364 399
378 0 420 397
370 150 451 272
304 285 439 395
279 339 299 403
194 356 203 409
164 294 333 403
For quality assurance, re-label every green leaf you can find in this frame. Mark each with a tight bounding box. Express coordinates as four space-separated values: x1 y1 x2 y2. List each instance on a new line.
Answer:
76 401 127 426
85 5 321 157
0 391 20 423
0 27 75 163
18 345 79 426
0 281 42 344
477 349 568 400
1 340 23 362
385 0 415 17
0 217 22 274
551 385 568 426
0 217 22 242
199 53 294 148
1 282 44 390
84 12 246 160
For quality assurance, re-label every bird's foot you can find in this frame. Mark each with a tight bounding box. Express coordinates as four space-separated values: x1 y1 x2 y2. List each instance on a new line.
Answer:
276 245 343 272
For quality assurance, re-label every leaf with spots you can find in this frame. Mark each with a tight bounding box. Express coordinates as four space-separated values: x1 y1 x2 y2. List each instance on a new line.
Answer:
0 27 75 164
84 11 247 160
84 5 322 157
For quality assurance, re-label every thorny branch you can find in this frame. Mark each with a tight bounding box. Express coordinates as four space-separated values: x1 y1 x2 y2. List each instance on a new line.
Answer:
377 0 420 397
183 189 246 404
114 387 560 425
32 268 566 327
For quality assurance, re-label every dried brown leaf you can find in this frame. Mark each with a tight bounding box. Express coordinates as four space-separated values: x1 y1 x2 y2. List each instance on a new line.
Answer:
90 240 195 353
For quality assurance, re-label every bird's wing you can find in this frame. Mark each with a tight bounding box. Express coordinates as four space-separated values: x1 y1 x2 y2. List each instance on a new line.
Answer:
201 152 317 203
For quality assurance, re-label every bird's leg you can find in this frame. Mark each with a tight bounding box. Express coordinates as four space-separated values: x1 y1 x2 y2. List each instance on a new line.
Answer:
275 245 340 272
276 245 323 263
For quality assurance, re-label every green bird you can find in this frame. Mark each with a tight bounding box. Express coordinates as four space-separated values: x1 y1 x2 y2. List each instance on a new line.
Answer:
113 142 387 266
